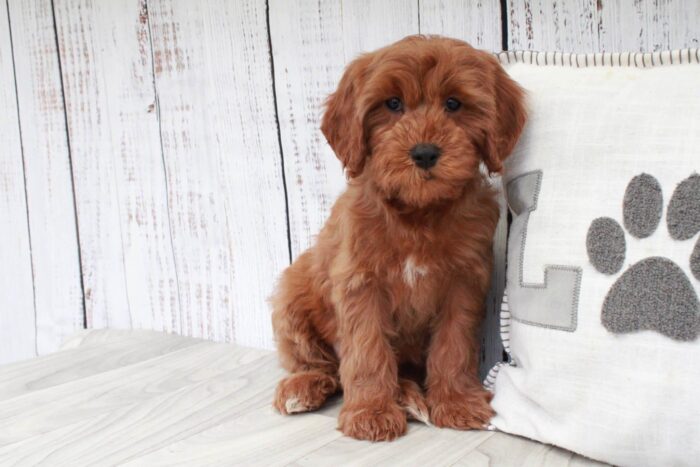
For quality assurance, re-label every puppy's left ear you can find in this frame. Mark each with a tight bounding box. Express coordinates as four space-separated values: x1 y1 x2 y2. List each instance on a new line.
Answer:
483 57 527 173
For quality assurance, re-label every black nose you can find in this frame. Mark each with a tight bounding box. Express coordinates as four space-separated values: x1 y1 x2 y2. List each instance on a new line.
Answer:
410 143 441 170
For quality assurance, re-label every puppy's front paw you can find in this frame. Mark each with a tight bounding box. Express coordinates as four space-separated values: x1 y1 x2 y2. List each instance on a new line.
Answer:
338 401 407 441
428 387 494 430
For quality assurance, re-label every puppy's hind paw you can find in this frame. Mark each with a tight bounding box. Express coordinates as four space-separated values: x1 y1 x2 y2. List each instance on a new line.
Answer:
398 378 430 426
428 386 494 430
273 371 338 415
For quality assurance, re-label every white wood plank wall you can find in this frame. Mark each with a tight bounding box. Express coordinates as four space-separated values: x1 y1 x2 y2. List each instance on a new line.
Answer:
7 0 83 359
1 0 698 364
0 0 35 365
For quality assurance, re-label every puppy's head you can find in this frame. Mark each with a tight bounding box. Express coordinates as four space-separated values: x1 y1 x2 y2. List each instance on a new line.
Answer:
321 35 526 208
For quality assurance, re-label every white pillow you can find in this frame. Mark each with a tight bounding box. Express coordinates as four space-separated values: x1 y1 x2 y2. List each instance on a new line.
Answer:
485 50 700 467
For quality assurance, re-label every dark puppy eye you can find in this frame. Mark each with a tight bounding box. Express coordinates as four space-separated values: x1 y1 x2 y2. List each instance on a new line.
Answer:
445 97 461 112
385 97 403 112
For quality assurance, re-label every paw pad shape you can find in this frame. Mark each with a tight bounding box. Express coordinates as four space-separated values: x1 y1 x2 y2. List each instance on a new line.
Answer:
586 174 700 341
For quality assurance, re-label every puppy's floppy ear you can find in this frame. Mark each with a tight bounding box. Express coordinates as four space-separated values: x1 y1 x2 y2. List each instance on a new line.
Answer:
321 55 370 178
483 57 527 173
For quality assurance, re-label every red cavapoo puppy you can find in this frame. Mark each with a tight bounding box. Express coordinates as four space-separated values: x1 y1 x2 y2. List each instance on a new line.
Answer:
271 35 526 441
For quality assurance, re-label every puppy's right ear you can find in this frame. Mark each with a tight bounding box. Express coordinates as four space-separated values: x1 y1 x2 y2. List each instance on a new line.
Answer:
321 55 370 178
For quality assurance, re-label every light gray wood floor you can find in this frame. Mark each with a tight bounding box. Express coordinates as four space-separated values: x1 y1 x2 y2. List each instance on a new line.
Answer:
0 330 607 466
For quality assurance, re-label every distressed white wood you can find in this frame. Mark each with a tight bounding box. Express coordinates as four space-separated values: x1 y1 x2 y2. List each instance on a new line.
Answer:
269 0 419 257
507 0 600 52
339 1 420 55
597 0 700 51
53 0 181 332
7 0 83 356
268 0 345 258
0 0 35 365
147 0 290 348
0 330 602 465
508 0 700 52
419 0 502 50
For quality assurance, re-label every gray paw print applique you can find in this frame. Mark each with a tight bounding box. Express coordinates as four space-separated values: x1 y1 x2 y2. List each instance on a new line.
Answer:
586 174 700 341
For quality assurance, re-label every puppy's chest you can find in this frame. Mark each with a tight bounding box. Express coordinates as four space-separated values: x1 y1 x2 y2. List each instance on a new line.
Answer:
390 254 444 316
400 255 430 290
377 255 443 345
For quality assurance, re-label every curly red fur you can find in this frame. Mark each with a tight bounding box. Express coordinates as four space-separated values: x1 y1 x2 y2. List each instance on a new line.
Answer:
271 35 526 441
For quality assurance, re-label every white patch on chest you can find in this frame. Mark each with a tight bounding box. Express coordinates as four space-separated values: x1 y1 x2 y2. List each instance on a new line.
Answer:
403 256 428 288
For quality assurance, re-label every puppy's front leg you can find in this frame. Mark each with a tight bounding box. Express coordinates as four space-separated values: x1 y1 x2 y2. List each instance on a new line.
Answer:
335 280 406 441
426 279 494 430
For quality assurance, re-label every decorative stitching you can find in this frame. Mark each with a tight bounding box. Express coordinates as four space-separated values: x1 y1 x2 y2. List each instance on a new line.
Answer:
496 48 700 68
484 296 516 391
500 292 511 354
483 361 514 392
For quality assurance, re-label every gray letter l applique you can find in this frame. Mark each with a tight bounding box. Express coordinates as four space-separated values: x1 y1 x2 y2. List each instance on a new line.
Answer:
506 171 582 331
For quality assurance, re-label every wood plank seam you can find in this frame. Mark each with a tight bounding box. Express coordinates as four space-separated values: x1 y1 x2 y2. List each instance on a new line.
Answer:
417 0 421 32
500 0 508 50
54 0 185 332
147 0 289 346
265 0 293 265
4 0 39 355
144 0 184 334
8 0 86 354
109 152 133 330
47 0 87 330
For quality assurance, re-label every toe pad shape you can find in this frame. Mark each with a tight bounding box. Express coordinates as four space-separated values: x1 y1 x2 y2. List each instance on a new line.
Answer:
587 217 626 275
602 257 700 341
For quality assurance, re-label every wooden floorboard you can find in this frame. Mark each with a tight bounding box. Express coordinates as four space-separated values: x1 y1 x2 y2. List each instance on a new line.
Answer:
0 330 607 466
294 424 495 467
0 343 271 447
455 431 608 467
125 407 343 467
0 331 199 401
